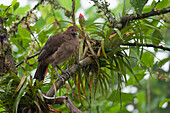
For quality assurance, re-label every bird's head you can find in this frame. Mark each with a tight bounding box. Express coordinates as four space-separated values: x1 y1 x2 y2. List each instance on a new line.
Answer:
66 26 79 36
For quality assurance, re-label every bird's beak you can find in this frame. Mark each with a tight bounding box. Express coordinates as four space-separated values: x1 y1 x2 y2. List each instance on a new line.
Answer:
75 31 79 35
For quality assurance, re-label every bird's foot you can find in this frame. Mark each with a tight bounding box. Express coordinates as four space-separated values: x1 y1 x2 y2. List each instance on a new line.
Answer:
58 75 65 84
57 70 71 84
61 69 71 78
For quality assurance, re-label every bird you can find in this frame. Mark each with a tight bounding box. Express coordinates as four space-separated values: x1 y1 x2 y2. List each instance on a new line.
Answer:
34 25 79 82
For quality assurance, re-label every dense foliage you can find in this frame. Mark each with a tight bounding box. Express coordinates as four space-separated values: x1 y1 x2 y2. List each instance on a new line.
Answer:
0 0 170 113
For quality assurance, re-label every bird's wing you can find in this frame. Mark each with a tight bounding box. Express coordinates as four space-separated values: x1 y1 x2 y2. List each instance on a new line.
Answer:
38 33 66 62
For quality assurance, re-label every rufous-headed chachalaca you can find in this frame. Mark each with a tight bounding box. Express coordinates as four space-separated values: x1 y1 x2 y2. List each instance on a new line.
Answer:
34 26 79 81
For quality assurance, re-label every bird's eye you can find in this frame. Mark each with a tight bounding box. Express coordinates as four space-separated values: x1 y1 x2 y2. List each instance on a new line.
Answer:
71 29 74 32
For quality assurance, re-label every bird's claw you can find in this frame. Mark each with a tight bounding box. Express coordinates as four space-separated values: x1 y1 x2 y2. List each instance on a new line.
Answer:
62 70 71 78
58 75 65 84
58 70 71 84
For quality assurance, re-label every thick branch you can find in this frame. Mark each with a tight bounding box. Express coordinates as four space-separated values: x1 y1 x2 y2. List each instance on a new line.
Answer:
109 6 170 46
122 43 170 51
44 57 93 112
114 6 170 34
46 57 93 97
0 17 17 75
43 95 82 113
120 6 170 23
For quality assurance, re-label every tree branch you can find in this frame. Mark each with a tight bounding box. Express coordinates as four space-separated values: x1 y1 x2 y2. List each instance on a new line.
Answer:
25 22 41 49
43 95 82 113
46 57 93 97
51 6 63 32
114 6 170 34
122 43 170 51
16 52 39 67
120 6 170 23
0 17 17 75
72 0 76 25
152 0 160 11
91 0 117 24
43 57 93 112
9 0 44 33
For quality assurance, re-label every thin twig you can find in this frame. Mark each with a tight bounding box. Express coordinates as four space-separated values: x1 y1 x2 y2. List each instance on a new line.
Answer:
91 0 116 24
72 0 75 25
152 0 160 11
9 0 44 33
118 73 122 113
2 5 11 16
147 76 151 113
25 22 41 49
17 40 27 52
121 43 170 51
16 52 40 67
111 6 170 34
51 6 63 32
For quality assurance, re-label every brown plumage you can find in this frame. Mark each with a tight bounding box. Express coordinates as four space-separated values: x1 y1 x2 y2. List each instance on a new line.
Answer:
34 26 79 81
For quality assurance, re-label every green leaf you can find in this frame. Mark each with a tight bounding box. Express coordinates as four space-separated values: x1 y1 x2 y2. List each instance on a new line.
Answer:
114 28 123 40
127 67 146 86
37 89 45 103
156 57 170 70
108 90 133 103
101 40 108 59
46 17 55 25
27 58 35 65
75 0 81 12
11 0 17 6
130 0 147 14
156 0 170 9
0 4 8 11
85 7 100 26
34 100 41 112
123 0 131 16
18 28 31 37
6 79 14 93
105 28 113 46
137 91 146 112
117 56 126 76
141 52 154 68
123 60 142 86
58 0 72 10
143 23 160 31
98 74 104 96
159 98 170 107
39 6 48 19
151 30 163 45
14 5 30 15
35 16 46 28
12 80 27 113
13 2 20 11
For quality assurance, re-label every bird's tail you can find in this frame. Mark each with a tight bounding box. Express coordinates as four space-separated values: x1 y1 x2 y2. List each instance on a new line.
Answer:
34 63 48 82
